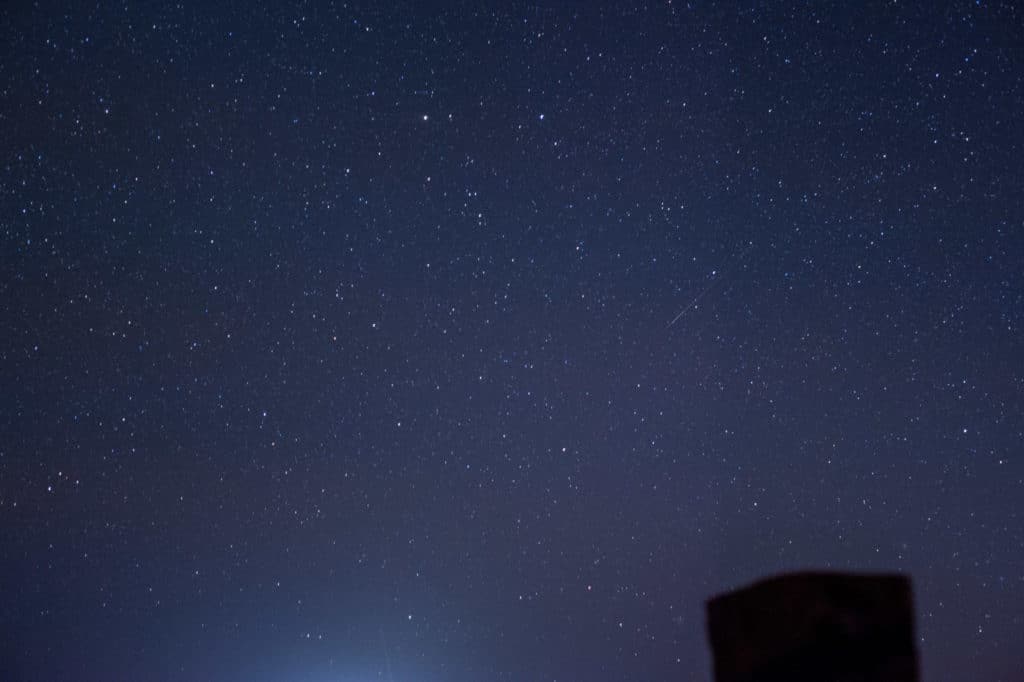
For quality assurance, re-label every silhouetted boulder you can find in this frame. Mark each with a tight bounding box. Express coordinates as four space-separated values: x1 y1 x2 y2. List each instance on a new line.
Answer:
706 571 919 682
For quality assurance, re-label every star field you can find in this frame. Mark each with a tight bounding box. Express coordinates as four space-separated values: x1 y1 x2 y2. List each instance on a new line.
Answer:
1 2 1023 681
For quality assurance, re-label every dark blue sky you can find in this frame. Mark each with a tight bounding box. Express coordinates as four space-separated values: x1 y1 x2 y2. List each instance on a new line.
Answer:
2 2 1022 680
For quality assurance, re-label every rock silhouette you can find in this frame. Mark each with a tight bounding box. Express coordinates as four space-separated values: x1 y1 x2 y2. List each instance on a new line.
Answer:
706 572 919 682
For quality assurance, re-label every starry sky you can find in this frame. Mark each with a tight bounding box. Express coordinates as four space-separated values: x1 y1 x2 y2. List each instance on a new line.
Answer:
2 2 1022 681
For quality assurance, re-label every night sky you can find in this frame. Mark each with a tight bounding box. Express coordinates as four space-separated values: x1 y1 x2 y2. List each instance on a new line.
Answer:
2 2 1023 681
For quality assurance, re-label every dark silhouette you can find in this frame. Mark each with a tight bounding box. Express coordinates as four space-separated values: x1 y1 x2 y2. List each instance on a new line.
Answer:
706 572 920 682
